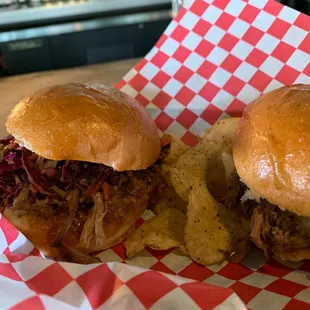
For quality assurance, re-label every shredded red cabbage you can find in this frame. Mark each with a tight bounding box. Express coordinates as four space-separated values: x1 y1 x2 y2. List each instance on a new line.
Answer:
85 166 110 198
0 171 17 199
21 151 53 195
0 160 23 171
4 152 17 161
0 136 111 201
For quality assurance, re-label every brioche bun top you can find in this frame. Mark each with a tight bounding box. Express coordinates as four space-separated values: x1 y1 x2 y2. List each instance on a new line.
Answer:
6 83 160 171
233 84 310 216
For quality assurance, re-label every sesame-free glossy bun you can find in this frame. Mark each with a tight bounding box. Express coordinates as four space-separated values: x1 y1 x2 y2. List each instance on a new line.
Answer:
233 84 310 217
6 83 160 171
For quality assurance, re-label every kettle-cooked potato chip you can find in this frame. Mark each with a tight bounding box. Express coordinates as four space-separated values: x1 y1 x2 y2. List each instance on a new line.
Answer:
125 117 250 265
185 184 250 265
201 117 240 146
161 137 190 187
124 208 186 257
164 137 189 166
200 118 240 199
166 118 250 265
168 118 240 202
152 185 187 215
169 149 208 201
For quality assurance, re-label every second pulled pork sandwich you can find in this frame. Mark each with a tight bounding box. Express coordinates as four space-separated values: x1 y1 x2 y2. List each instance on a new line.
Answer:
233 84 310 262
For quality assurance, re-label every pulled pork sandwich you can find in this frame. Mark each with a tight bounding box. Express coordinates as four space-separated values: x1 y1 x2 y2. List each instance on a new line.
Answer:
233 84 310 262
1 83 165 262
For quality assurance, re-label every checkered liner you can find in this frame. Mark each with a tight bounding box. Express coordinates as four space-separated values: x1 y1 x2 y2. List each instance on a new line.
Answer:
0 216 247 310
1 0 310 309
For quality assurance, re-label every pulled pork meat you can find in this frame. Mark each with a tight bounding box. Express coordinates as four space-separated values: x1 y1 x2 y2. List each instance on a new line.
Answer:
218 181 257 220
0 135 166 256
250 202 310 261
219 181 310 262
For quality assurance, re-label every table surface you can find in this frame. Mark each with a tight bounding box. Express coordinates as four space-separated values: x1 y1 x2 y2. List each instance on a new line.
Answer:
0 58 139 136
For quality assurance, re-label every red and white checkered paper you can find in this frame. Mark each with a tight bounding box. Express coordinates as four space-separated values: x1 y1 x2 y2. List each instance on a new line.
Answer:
1 0 310 309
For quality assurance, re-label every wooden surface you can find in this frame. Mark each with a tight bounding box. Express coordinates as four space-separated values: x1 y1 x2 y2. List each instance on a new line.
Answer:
0 58 140 136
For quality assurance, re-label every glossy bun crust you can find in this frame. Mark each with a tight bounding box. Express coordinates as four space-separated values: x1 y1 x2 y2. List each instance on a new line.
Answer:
6 83 160 171
233 84 310 217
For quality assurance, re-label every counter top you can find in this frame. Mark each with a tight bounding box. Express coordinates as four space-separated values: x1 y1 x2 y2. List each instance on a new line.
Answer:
0 58 140 136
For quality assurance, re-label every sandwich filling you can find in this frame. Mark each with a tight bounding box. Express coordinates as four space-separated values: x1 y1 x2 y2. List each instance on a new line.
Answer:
0 135 166 254
222 182 310 261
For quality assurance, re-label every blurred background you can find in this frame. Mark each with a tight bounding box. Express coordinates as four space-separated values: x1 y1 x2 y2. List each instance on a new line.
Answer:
0 0 309 77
